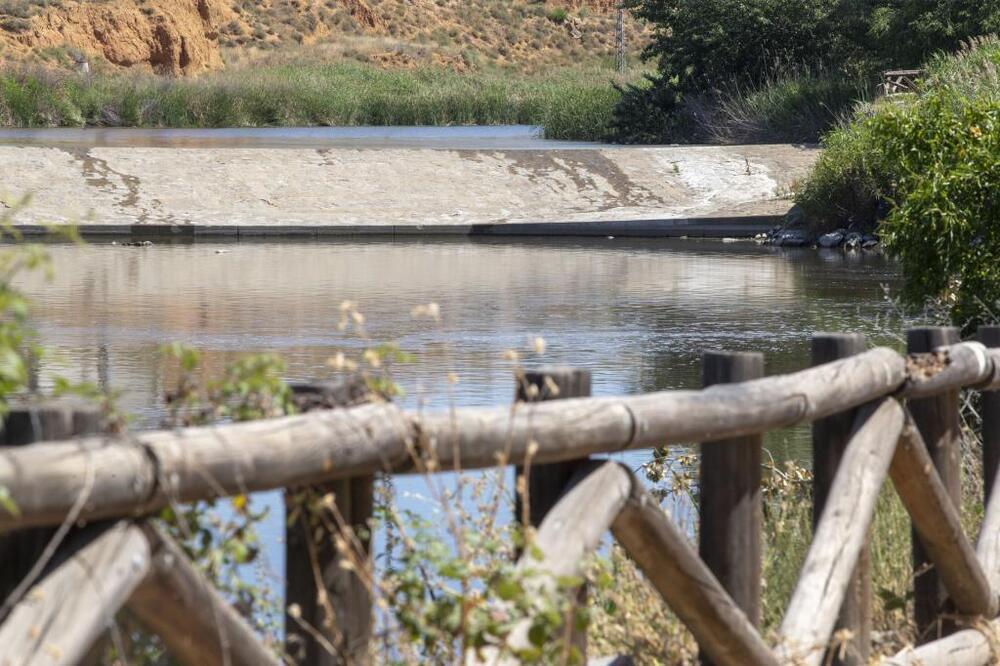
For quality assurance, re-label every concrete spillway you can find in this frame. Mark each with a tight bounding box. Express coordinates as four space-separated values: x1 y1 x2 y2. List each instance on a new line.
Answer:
0 129 818 237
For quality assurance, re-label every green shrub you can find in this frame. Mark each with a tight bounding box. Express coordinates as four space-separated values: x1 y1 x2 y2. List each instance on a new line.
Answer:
609 66 870 144
613 0 1000 143
545 7 568 24
877 89 1000 327
797 37 1000 326
0 62 635 141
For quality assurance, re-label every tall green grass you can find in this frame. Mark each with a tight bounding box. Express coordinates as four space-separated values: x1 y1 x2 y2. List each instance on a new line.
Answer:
0 62 632 140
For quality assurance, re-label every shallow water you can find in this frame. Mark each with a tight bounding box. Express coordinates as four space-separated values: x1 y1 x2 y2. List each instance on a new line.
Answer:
0 125 603 150
16 237 900 607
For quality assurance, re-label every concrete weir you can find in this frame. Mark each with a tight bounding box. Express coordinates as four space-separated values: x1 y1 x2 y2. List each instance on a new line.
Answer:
0 130 818 238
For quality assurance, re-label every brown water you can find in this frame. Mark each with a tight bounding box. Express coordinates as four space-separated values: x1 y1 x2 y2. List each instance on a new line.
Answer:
17 237 900 591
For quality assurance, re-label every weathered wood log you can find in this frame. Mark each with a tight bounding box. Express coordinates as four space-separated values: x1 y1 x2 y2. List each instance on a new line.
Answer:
611 471 777 666
471 460 632 665
514 368 592 528
699 350 763 666
981 329 1000 499
0 347 908 532
908 327 963 642
513 367 592 660
978 327 1000 598
811 333 871 666
892 414 997 618
128 523 281 666
776 398 904 666
285 377 374 666
900 342 996 399
885 624 1000 665
0 402 409 532
0 521 150 665
982 347 1000 391
0 398 102 608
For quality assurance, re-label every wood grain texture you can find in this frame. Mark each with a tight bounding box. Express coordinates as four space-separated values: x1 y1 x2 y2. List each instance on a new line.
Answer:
514 367 592 528
892 416 998 618
0 521 150 666
907 327 963 643
127 523 280 666
0 399 102 605
285 377 374 666
513 367 592 660
699 350 763 666
611 471 777 666
900 342 995 399
0 345 913 532
810 333 870 666
885 626 999 665
978 327 1000 599
776 399 904 666
472 460 633 665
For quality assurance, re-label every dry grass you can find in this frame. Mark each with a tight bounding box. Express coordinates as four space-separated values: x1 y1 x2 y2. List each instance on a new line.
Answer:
1 0 649 72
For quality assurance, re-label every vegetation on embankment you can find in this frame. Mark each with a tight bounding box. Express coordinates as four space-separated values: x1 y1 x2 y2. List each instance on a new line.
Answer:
0 61 636 140
796 36 1000 327
610 0 1000 144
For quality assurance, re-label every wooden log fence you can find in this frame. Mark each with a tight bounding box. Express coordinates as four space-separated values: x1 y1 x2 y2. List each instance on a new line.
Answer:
2 327 1000 664
810 333 870 666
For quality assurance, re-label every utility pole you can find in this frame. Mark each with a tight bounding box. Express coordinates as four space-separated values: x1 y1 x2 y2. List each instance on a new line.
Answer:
616 3 626 75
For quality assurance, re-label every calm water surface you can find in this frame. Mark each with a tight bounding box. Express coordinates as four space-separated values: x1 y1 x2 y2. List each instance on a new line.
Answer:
17 238 900 600
0 125 602 150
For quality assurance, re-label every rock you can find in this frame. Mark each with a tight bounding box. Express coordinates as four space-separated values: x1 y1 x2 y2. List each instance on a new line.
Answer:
862 237 879 249
0 0 232 75
774 229 811 247
844 232 863 251
818 231 844 248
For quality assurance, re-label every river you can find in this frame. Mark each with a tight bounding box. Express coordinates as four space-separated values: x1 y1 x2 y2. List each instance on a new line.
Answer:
13 235 899 623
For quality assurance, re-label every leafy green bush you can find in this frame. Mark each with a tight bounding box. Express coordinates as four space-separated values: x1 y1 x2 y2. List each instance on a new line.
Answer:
877 90 1000 327
613 0 1000 143
797 37 1000 326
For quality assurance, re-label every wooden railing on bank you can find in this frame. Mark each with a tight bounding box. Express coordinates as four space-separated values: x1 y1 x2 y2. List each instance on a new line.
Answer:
1 326 1000 665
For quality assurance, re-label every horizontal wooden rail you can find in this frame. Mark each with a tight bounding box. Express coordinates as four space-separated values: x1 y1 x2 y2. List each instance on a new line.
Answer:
776 399 904 665
900 342 1000 399
3 343 999 533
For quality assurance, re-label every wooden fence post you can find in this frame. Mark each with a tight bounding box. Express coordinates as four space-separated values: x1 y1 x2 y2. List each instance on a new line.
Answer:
699 351 763 665
811 333 870 665
0 398 102 613
907 327 962 643
514 366 591 659
981 327 1000 504
285 377 373 666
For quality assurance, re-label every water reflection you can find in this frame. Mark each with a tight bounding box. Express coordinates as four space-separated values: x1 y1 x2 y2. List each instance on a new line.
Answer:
21 238 899 427
0 125 601 150
16 237 899 597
